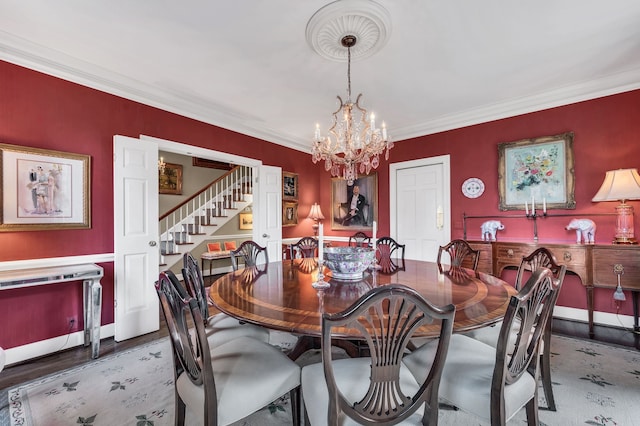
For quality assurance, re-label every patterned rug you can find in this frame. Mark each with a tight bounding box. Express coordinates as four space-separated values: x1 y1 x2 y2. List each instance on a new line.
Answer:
3 333 639 425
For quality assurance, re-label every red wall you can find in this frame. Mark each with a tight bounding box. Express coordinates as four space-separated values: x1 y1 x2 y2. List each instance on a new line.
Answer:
1 59 639 349
0 60 322 349
355 89 640 317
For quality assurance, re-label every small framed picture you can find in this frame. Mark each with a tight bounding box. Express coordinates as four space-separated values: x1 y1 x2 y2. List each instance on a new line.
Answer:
283 201 298 227
159 162 183 195
283 171 298 201
239 212 253 230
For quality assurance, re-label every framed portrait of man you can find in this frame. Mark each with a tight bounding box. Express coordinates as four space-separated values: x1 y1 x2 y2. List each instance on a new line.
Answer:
331 173 377 231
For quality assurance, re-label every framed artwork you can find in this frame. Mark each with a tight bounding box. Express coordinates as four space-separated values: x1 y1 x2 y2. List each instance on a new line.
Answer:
239 212 253 230
331 173 378 230
283 201 298 227
0 143 91 231
159 162 183 195
498 132 575 211
283 171 298 200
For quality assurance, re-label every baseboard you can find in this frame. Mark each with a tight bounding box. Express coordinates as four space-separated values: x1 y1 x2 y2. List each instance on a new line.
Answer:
553 306 635 329
552 312 639 349
4 323 115 367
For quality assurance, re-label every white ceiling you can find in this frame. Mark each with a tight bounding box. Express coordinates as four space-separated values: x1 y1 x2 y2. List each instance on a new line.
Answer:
2 1 640 153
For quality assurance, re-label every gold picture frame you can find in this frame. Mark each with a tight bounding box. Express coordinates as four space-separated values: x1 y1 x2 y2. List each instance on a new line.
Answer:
159 162 183 195
498 132 575 210
283 201 298 227
283 171 298 201
239 212 253 230
0 143 91 231
331 173 378 230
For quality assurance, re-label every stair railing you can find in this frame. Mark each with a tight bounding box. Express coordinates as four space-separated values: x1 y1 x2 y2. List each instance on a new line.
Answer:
159 165 253 256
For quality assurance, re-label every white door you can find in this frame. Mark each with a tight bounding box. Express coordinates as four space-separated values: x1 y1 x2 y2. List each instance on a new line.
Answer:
255 165 282 262
390 155 450 262
113 135 159 341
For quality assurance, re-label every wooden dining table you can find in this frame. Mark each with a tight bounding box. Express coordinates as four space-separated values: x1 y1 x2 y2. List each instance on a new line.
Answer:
209 258 517 357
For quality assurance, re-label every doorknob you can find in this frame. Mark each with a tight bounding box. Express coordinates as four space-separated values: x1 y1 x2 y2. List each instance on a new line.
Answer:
262 233 270 238
149 241 157 247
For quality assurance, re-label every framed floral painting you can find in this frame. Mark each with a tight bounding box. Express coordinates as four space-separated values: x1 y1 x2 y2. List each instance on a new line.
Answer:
498 132 575 210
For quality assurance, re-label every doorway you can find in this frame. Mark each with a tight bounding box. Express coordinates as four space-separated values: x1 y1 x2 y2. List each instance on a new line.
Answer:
389 155 451 262
114 135 273 341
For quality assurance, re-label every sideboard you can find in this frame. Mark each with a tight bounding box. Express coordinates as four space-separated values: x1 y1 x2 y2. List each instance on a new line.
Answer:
466 241 640 338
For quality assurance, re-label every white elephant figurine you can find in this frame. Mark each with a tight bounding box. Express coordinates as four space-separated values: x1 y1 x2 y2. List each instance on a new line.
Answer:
481 220 505 241
565 218 596 244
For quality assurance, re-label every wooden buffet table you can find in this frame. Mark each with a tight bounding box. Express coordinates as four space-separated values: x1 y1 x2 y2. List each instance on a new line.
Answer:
209 259 517 353
467 241 640 338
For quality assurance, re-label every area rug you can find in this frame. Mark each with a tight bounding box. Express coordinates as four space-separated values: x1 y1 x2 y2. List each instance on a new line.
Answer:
4 333 639 425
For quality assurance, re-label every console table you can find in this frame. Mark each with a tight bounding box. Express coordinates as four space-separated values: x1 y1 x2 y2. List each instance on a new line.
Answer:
0 263 104 358
467 241 640 338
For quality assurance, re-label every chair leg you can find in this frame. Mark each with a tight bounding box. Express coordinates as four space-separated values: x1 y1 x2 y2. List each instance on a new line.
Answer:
525 395 539 426
290 387 301 426
540 351 557 411
175 395 186 426
541 324 557 411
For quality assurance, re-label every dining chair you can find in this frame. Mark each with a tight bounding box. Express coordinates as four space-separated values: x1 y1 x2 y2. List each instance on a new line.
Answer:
348 231 371 248
155 270 301 426
375 236 406 274
230 240 269 271
436 239 480 271
403 267 560 425
289 236 319 273
181 252 270 345
290 236 318 259
301 284 455 425
464 247 566 411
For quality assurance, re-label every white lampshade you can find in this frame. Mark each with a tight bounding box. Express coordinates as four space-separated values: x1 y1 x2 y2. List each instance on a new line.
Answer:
592 168 640 244
307 203 325 221
592 168 640 202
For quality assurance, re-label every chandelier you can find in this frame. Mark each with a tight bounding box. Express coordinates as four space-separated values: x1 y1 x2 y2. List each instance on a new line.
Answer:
158 156 166 173
311 34 393 184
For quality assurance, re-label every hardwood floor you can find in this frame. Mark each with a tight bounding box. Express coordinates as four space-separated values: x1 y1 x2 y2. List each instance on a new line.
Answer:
0 315 169 391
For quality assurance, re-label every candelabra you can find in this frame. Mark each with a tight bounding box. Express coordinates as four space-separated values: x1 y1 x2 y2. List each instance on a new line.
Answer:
525 203 547 241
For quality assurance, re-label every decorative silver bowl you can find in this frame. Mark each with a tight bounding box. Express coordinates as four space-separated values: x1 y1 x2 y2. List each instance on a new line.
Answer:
323 247 375 281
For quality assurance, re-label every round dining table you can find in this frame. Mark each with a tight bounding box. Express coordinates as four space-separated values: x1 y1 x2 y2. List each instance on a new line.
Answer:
209 258 517 357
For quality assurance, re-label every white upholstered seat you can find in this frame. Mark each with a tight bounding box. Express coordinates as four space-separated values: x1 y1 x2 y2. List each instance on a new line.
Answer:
156 270 301 425
404 268 560 425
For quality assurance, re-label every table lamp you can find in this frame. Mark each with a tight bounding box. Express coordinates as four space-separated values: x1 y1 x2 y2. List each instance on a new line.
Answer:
307 203 325 236
592 168 640 244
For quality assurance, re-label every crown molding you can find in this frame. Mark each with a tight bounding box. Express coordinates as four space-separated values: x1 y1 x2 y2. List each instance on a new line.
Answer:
392 68 640 142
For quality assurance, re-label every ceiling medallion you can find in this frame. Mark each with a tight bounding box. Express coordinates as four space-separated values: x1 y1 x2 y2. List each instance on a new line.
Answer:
305 0 392 62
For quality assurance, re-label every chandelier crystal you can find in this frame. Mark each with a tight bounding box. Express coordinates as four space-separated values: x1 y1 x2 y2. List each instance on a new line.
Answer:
311 35 392 184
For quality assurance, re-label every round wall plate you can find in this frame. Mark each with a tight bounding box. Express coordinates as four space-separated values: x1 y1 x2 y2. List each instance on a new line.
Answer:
462 177 485 198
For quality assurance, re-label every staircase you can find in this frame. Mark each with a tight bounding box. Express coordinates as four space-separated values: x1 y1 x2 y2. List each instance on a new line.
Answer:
159 165 253 272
